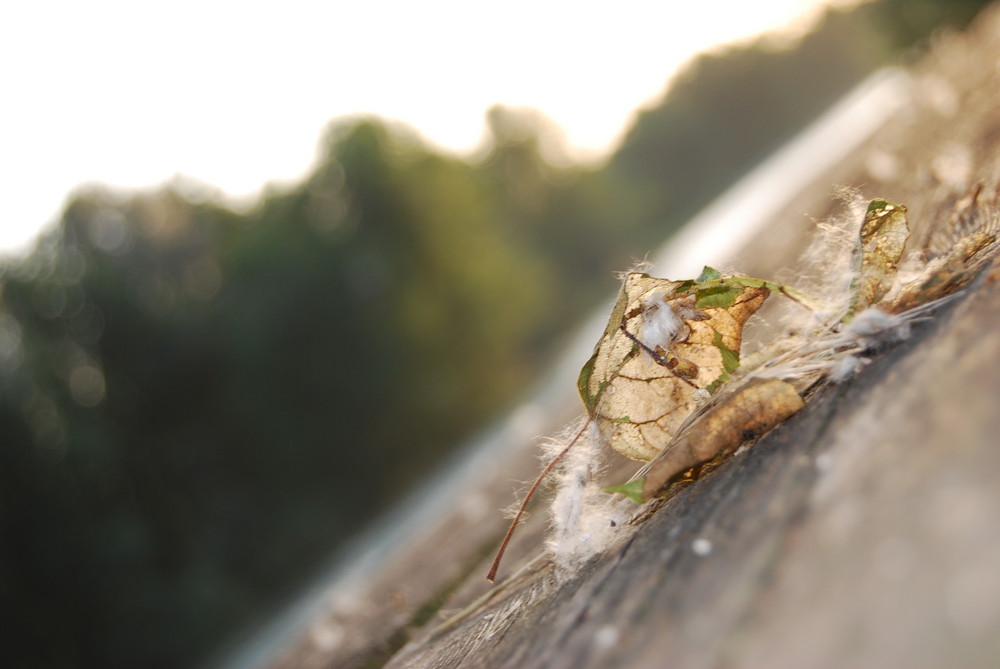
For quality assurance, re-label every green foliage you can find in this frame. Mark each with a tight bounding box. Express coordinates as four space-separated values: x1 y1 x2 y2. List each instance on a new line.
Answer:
696 266 723 283
693 285 743 309
865 0 994 54
604 480 646 504
713 331 742 376
577 354 601 414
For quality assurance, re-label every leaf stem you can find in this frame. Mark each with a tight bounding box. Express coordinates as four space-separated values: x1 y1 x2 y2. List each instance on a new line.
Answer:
487 418 592 582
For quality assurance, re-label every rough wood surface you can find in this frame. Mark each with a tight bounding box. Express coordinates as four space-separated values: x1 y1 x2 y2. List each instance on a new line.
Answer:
389 264 1000 669
266 6 1000 668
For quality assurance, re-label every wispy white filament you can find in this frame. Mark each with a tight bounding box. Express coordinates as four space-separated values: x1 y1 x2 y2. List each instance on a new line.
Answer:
545 422 635 573
640 295 685 352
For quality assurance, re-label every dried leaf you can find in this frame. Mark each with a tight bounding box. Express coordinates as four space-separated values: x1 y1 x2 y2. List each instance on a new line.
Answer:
640 378 804 500
578 271 769 461
887 228 997 313
853 199 910 311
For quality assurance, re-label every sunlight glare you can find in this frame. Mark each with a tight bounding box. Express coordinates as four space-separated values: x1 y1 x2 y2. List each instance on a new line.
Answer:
0 0 850 256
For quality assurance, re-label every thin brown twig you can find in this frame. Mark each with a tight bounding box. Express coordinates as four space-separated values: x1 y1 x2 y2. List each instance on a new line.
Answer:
486 418 592 582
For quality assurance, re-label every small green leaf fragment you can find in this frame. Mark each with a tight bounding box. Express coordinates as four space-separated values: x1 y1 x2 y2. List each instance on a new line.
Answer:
705 376 726 394
613 416 633 424
697 266 722 282
730 276 766 289
695 285 741 309
604 479 646 503
705 331 740 393
673 279 697 294
713 331 741 373
577 353 600 413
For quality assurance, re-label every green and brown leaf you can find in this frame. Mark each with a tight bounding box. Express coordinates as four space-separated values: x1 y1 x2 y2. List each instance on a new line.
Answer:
578 271 768 461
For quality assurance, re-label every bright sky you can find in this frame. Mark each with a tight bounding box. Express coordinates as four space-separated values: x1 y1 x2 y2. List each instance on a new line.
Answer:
1 0 848 257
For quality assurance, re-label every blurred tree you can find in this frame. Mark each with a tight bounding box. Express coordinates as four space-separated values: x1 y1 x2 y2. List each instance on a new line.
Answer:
866 0 994 53
608 6 884 247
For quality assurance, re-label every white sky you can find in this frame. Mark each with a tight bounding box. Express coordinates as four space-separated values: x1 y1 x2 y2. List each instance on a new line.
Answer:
0 0 848 257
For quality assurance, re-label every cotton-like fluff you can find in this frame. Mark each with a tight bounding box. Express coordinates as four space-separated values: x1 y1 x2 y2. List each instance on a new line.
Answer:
756 303 921 384
827 306 922 381
844 307 911 348
545 422 635 575
639 291 686 351
827 353 867 383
